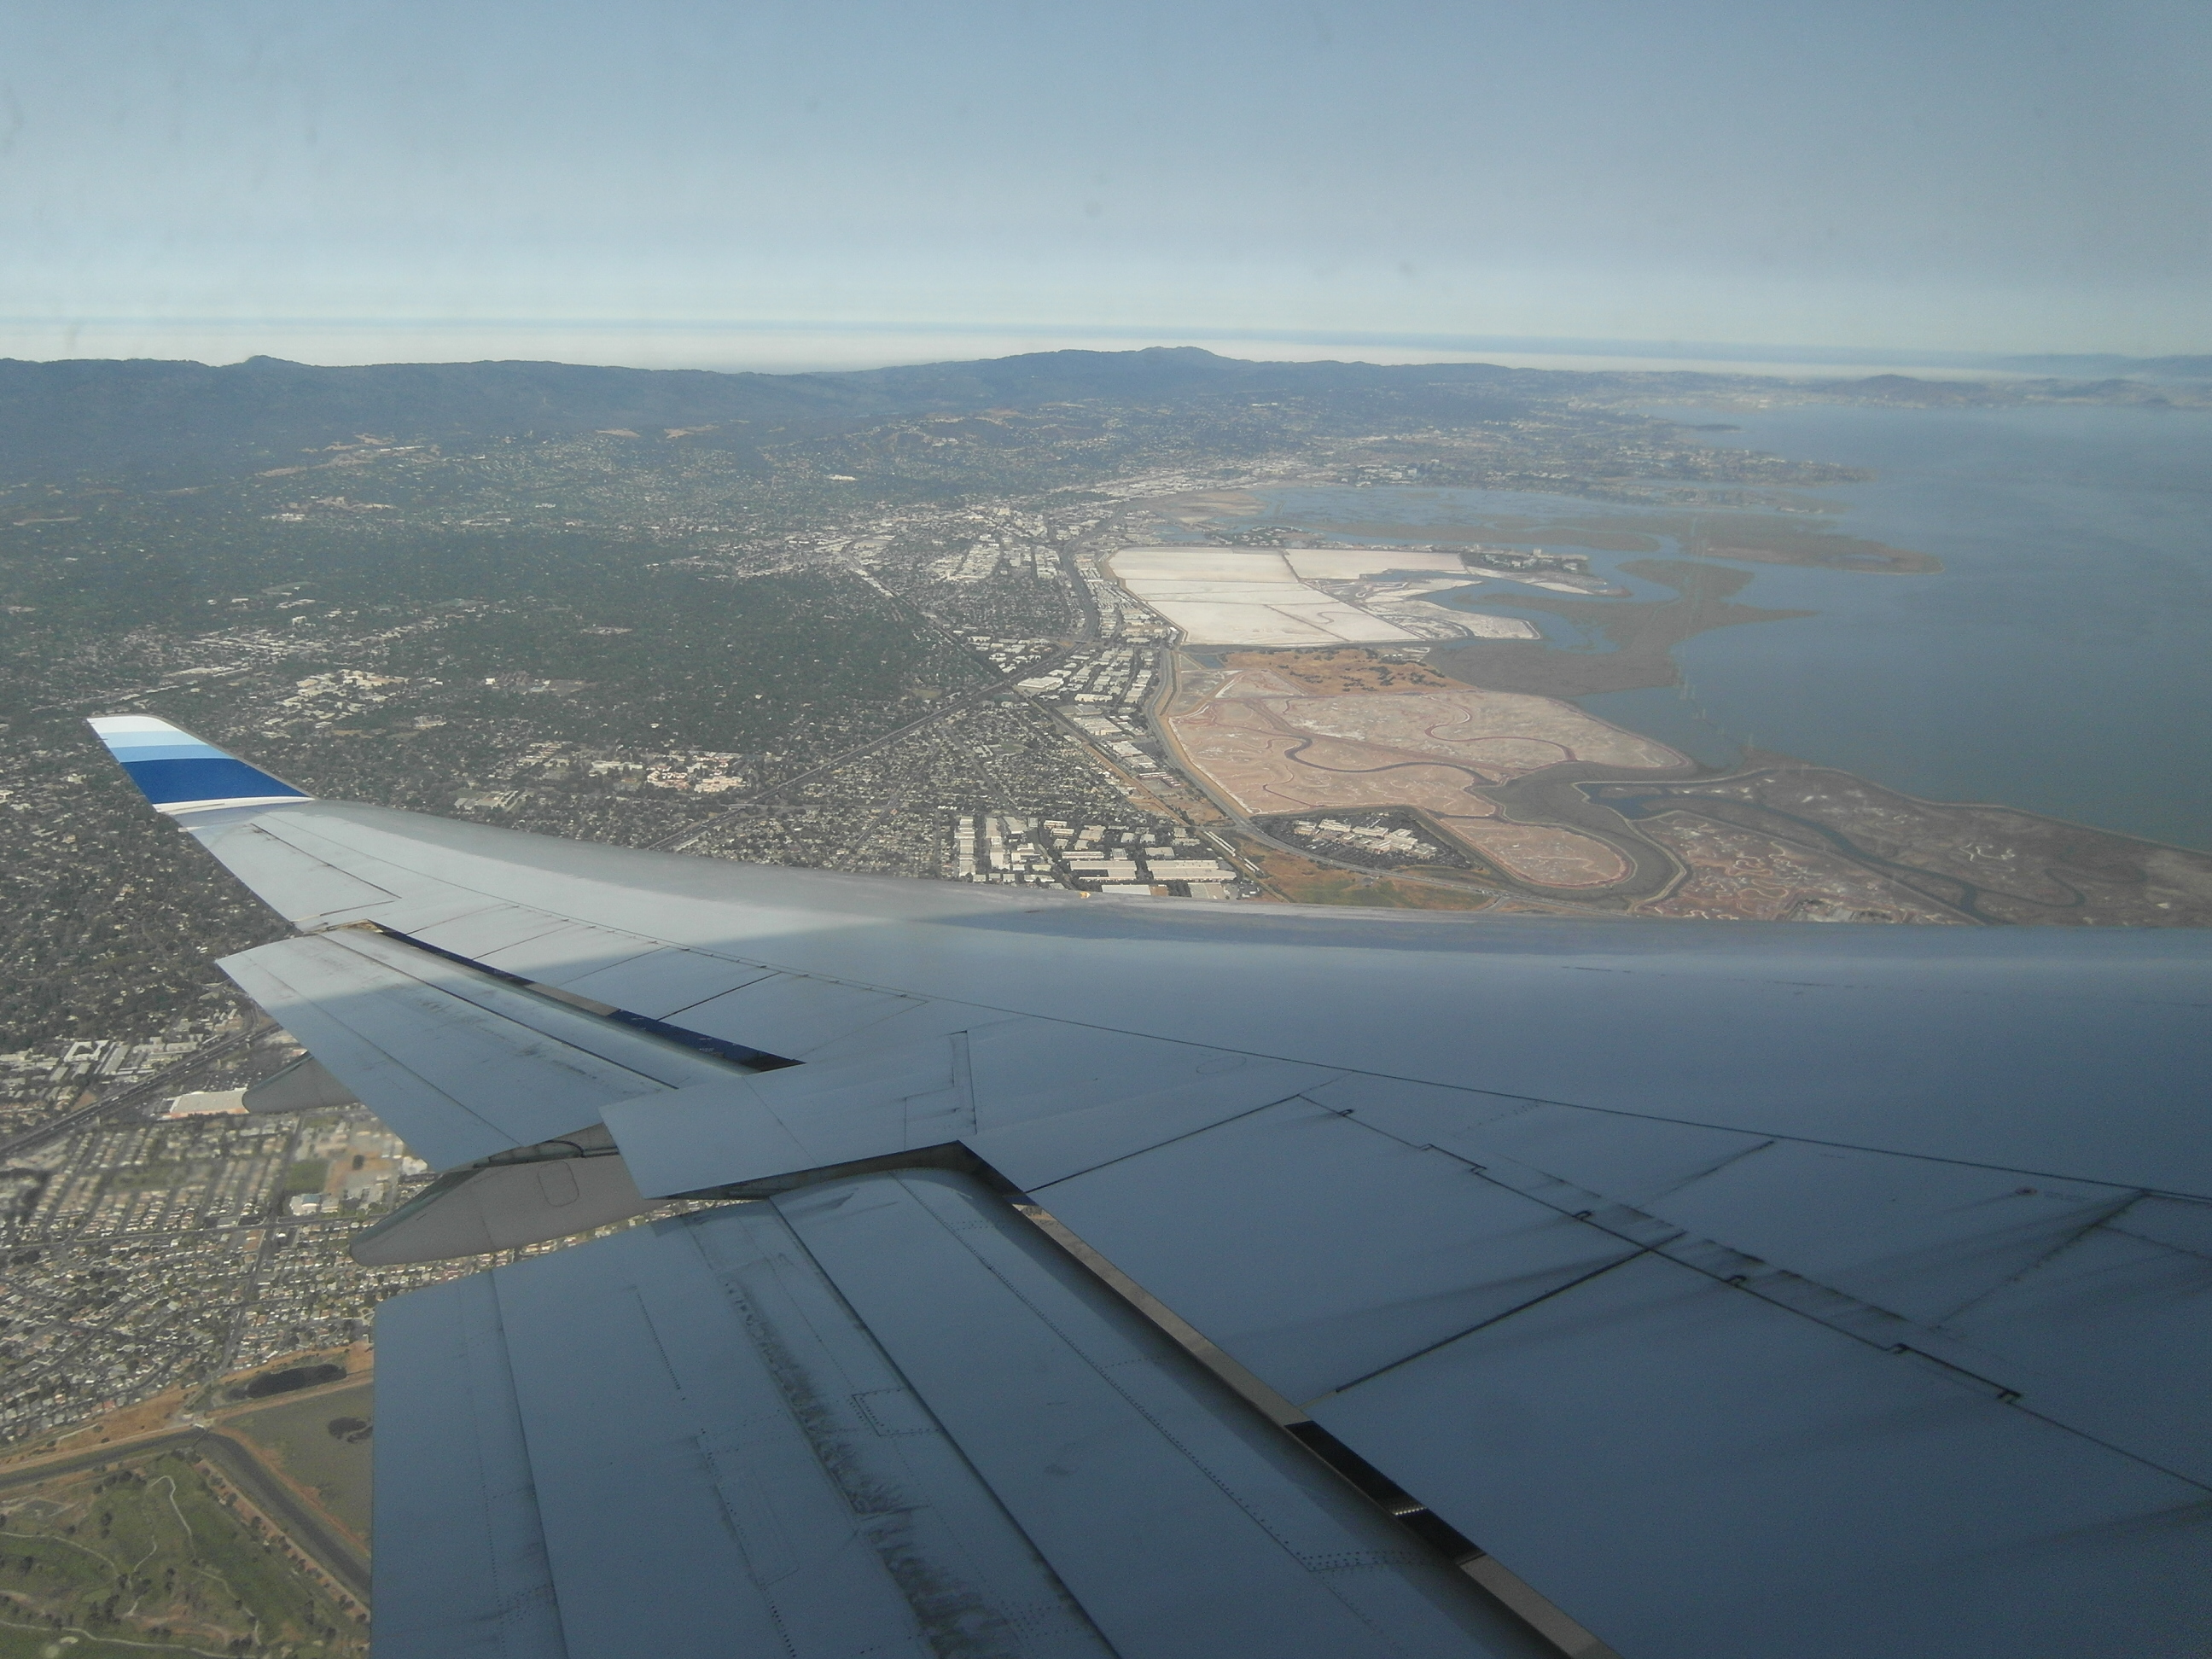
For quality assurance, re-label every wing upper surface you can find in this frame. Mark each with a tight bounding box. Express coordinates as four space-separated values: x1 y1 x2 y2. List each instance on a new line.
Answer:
170 796 2210 1194
219 926 738 1167
90 727 2212 1656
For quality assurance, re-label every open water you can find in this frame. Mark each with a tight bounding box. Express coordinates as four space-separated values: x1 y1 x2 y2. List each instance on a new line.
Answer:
1235 405 2212 850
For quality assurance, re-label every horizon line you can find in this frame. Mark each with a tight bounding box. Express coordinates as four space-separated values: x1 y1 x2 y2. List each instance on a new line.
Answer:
3 317 2203 372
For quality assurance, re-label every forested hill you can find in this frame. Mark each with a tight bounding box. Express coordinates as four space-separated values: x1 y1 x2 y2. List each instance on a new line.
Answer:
0 348 1540 482
6 345 2191 486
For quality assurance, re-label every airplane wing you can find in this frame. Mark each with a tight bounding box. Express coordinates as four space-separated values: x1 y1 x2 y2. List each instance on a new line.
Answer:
90 715 2212 1659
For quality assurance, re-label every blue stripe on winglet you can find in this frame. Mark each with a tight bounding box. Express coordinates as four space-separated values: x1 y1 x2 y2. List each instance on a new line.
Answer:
121 755 307 806
88 715 308 808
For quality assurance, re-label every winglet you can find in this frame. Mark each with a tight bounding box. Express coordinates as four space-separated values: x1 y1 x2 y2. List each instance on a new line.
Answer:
87 715 310 814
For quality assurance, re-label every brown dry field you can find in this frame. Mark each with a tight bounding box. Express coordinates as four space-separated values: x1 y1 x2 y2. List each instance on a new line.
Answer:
1221 649 1462 695
1243 844 1499 909
1166 658 1682 891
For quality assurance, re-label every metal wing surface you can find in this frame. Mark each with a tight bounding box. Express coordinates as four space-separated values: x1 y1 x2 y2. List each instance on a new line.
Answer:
90 716 2212 1658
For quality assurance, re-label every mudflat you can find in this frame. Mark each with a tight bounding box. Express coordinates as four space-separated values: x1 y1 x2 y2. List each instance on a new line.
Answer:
1433 561 1811 698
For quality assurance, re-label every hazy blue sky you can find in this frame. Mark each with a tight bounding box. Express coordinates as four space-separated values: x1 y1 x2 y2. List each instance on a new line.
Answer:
3 0 2206 367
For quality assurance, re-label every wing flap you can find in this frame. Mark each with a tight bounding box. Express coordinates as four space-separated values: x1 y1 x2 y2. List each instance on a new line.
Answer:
604 1034 969 1197
371 1273 568 1659
488 1215 1022 1658
373 1173 1545 1659
780 1171 1545 1659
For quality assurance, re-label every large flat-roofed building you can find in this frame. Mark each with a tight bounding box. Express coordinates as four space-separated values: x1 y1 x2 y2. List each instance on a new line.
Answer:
164 1088 247 1117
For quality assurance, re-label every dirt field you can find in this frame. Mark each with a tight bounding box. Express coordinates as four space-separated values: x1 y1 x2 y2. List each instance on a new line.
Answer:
1166 660 1682 889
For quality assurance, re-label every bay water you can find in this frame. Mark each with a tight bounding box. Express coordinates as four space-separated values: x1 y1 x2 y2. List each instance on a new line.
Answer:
1236 404 2212 850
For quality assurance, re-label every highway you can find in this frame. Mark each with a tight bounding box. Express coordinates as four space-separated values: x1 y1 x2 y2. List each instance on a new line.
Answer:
0 1031 253 1161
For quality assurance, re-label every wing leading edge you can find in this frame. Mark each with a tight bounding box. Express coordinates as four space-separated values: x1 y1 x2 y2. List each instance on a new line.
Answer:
89 714 2212 1657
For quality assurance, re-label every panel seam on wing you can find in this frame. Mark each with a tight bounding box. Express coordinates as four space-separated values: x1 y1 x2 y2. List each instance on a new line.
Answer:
1317 1110 2212 1493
